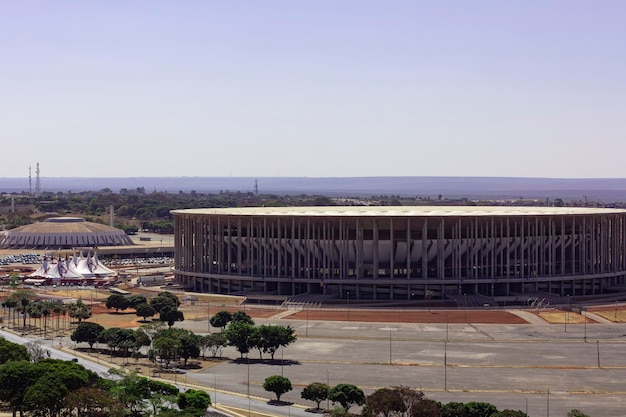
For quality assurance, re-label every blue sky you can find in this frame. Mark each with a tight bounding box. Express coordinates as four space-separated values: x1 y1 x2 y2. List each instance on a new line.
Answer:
1 1 624 178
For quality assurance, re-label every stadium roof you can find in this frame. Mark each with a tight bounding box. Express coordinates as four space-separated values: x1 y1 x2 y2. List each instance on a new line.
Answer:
172 206 626 217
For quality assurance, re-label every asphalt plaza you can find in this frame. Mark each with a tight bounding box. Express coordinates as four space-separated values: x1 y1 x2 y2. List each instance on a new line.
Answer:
178 311 626 417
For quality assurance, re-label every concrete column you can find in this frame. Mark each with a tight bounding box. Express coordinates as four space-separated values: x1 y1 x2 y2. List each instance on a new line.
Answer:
373 220 379 279
390 218 395 279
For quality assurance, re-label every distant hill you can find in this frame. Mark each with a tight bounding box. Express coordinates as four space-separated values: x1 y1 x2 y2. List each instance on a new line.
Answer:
2 176 626 201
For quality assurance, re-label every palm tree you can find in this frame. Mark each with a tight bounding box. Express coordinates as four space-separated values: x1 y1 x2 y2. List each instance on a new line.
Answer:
41 301 51 337
1 298 17 329
27 302 42 332
50 300 66 335
11 289 35 330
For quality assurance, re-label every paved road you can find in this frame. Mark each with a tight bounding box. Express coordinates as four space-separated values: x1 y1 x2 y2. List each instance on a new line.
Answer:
177 313 626 417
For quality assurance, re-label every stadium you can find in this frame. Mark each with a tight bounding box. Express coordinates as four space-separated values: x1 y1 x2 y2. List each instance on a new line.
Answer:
172 206 626 305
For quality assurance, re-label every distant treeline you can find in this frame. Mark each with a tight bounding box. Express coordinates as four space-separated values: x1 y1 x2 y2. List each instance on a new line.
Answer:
1 188 623 232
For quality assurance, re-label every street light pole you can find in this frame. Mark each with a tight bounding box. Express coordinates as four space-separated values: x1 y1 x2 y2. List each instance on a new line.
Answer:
207 302 211 334
389 330 392 364
326 369 330 411
347 291 350 321
464 293 467 323
446 310 449 341
306 305 309 337
247 357 251 417
444 341 447 391
565 294 570 333
214 374 217 406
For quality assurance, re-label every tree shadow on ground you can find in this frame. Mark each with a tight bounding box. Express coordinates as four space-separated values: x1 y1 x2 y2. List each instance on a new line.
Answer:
231 358 301 366
179 361 202 370
267 400 294 406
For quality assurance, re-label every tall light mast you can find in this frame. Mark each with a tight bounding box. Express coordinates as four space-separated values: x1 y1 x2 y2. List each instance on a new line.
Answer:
35 162 41 196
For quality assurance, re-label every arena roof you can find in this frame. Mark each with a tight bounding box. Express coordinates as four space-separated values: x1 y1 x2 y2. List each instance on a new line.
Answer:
172 206 626 217
8 217 121 234
0 217 134 248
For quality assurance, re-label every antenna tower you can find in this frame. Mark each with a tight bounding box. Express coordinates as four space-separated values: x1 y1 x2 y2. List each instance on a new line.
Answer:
29 166 32 196
35 162 41 196
254 179 258 195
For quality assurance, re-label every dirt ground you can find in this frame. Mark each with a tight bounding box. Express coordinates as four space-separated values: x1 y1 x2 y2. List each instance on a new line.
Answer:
2 286 616 328
285 308 528 324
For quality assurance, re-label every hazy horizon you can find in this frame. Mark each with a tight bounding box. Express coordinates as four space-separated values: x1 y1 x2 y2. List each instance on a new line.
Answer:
4 175 626 201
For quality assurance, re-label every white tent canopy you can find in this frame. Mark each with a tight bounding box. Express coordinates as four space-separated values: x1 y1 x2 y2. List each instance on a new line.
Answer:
29 252 116 280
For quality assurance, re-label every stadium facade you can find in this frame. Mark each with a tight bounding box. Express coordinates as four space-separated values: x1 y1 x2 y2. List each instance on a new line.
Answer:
172 207 626 304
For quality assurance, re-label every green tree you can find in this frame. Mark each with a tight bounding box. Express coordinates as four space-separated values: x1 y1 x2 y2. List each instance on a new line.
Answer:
0 360 32 416
135 303 156 321
209 311 232 330
150 291 181 313
329 384 365 411
159 306 185 327
71 322 105 349
177 389 211 411
178 331 201 366
201 333 227 358
440 402 466 417
106 294 130 313
255 324 297 360
108 370 178 417
150 295 175 314
0 337 29 364
465 401 498 417
64 386 125 417
300 382 329 410
362 387 405 417
153 334 179 369
108 370 151 416
146 379 180 416
23 373 69 417
128 294 147 309
67 299 92 324
263 375 292 402
16 359 95 417
232 310 254 325
133 328 151 350
98 327 136 357
223 321 256 358
138 321 166 341
567 410 591 417
326 406 351 417
490 411 528 417
153 328 200 367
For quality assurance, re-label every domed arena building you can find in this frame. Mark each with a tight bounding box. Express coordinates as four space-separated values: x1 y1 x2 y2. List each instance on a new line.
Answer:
0 217 134 249
172 206 626 305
